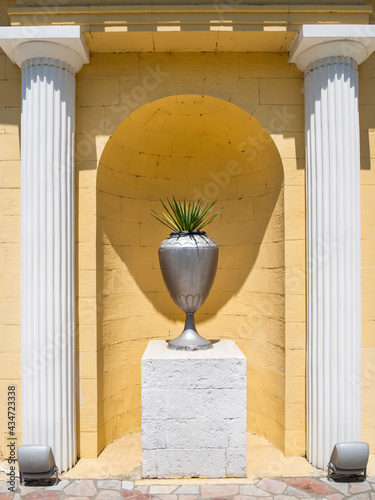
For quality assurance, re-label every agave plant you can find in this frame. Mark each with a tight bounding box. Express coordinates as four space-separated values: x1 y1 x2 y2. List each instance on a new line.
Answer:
151 197 221 232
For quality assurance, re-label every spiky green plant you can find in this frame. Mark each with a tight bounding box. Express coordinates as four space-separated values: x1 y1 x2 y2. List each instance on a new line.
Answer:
151 197 221 232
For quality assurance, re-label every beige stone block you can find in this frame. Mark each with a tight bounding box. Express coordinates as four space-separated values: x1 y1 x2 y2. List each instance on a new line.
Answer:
361 405 375 430
77 216 96 243
76 106 106 135
359 77 375 105
111 221 140 246
121 198 151 224
272 132 305 160
135 268 164 292
360 160 375 184
79 53 140 80
362 293 375 321
361 428 375 453
283 158 305 186
101 243 123 271
76 161 97 188
0 188 20 215
103 343 126 373
2 325 21 352
0 271 20 298
362 268 375 294
77 78 120 107
285 239 305 268
247 342 285 375
140 221 165 247
230 77 259 115
268 268 285 294
78 270 97 298
79 404 98 433
75 133 100 163
285 267 305 296
0 161 20 188
77 297 97 325
286 348 306 378
284 185 305 216
285 321 306 351
0 215 20 243
0 55 5 80
79 351 97 379
77 242 97 271
80 378 98 406
5 59 20 81
239 53 301 79
285 402 305 431
170 178 207 201
361 240 375 268
79 431 99 458
0 110 5 134
285 376 305 406
0 297 19 325
362 321 375 348
77 187 97 216
0 134 20 161
78 325 97 353
103 293 155 323
127 151 158 179
97 217 113 245
359 104 375 131
4 107 21 135
254 104 304 135
0 81 21 107
219 244 253 270
260 78 304 106
284 429 306 456
0 351 21 379
265 215 284 244
285 212 305 241
361 185 375 210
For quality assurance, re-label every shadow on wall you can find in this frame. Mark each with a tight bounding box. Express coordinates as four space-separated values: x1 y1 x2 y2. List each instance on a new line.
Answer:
95 94 285 450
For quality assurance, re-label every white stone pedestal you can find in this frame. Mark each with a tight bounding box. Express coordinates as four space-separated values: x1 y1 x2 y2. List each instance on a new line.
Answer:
141 340 247 478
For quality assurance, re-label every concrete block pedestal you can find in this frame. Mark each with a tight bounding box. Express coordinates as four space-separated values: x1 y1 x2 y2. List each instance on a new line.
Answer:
141 340 247 478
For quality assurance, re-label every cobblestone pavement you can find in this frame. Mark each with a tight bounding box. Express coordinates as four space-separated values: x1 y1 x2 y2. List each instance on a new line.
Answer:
0 476 374 499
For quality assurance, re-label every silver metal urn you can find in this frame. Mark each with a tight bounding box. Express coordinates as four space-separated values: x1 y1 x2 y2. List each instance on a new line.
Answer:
158 230 219 350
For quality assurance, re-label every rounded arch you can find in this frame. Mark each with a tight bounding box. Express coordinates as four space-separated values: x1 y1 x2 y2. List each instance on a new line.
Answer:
96 94 285 453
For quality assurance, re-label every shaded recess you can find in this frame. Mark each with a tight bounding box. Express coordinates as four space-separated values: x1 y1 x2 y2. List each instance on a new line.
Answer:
96 94 285 452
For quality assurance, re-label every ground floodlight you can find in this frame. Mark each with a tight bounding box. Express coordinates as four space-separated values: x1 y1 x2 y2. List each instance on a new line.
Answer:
17 445 58 485
327 442 369 481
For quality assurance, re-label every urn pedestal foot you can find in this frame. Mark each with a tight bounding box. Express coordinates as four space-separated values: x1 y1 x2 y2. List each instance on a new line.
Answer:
168 313 212 351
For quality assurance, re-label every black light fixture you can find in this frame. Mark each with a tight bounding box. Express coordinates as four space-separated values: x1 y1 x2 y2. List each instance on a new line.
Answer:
17 445 58 485
327 442 369 481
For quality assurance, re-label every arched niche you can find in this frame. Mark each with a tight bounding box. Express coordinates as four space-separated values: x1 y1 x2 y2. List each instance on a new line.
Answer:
96 94 285 453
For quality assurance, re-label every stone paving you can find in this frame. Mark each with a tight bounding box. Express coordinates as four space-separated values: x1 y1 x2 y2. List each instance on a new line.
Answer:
0 476 374 499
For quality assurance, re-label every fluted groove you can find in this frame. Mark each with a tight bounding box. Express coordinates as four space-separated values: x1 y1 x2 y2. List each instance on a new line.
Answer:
305 56 361 469
21 57 76 472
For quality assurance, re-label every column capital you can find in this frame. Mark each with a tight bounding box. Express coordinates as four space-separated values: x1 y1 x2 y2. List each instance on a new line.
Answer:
0 25 89 73
289 24 375 73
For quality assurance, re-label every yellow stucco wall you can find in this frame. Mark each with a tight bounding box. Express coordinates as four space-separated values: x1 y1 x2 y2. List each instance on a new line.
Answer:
359 55 375 451
0 37 21 457
0 45 374 462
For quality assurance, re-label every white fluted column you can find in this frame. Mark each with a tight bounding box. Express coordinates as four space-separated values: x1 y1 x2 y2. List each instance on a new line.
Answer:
290 25 375 469
0 26 89 472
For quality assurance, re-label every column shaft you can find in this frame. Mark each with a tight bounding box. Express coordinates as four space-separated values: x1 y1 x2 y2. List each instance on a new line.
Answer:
305 56 361 469
20 57 76 472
